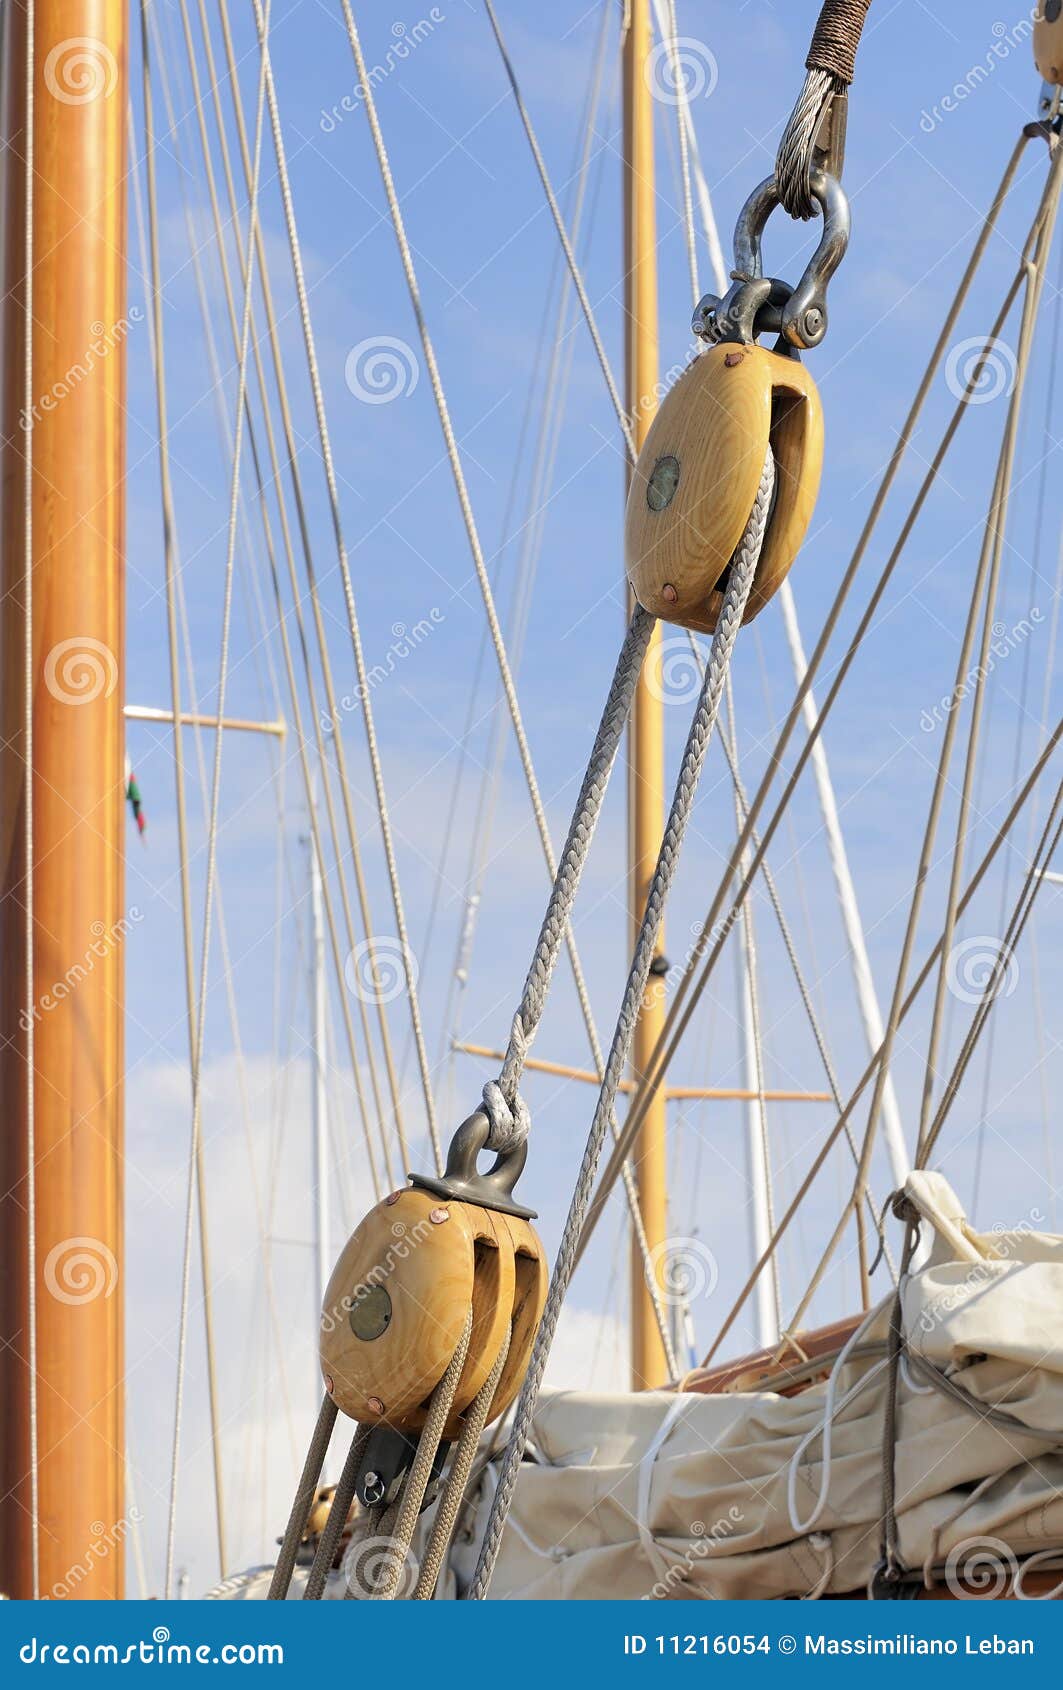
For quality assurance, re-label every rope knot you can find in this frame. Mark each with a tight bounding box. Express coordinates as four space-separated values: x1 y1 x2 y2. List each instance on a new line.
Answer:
481 1080 530 1156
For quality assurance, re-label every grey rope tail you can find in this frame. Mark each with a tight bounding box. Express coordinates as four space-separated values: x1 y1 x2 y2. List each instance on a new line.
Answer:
468 452 774 1598
481 605 656 1155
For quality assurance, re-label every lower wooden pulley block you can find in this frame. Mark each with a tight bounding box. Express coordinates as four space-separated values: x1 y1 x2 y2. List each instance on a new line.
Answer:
624 342 823 634
319 1186 547 1439
1036 1 1063 86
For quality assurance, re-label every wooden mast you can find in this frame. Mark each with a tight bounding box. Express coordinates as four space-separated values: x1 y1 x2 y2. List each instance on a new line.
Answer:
0 2 126 1598
623 0 669 1389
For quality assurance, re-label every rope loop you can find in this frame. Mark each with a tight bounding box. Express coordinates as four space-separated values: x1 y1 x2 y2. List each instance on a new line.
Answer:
482 1079 531 1156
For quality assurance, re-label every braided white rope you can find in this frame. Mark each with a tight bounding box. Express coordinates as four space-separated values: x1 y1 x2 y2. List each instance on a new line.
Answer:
469 451 775 1598
482 605 656 1154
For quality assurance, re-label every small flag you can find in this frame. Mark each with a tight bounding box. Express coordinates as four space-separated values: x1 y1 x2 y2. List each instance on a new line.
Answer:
125 755 146 838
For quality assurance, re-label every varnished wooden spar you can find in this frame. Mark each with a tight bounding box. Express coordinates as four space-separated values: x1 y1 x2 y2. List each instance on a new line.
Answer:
623 0 670 1394
0 3 126 1598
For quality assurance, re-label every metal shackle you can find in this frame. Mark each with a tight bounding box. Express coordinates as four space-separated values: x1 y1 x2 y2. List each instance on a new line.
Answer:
693 167 850 351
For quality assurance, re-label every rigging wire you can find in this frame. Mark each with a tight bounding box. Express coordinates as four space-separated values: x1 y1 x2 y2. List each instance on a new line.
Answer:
138 12 302 1473
490 0 898 1265
579 133 1053 1261
908 162 1062 1180
413 0 613 1047
207 0 414 1179
170 0 396 1194
162 0 273 1595
437 20 613 1110
335 0 679 1365
699 732 1063 1371
970 233 1063 1214
470 455 776 1596
137 0 228 1582
246 0 443 1172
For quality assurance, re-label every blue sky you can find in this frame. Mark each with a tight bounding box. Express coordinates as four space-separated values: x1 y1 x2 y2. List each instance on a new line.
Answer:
117 0 1063 1592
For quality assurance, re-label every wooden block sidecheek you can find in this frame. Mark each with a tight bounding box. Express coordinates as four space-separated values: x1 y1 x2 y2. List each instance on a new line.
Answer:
743 378 823 621
1035 10 1063 85
318 1193 477 1427
485 1219 549 1428
437 1213 516 1438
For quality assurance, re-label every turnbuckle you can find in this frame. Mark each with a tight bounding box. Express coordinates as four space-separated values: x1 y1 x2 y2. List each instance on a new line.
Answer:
693 167 850 351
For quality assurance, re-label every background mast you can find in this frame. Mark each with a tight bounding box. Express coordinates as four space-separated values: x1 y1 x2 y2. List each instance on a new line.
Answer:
623 0 669 1389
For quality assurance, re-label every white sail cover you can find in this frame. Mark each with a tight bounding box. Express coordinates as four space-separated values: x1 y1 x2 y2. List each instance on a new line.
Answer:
440 1172 1063 1598
215 1173 1063 1599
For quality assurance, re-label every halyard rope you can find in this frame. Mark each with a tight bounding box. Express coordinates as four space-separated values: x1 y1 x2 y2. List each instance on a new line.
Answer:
485 605 655 1153
468 450 775 1597
336 0 678 1362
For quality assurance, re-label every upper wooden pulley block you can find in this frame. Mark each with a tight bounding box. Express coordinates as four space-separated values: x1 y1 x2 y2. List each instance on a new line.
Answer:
625 341 824 634
319 1184 546 1440
1036 1 1063 87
